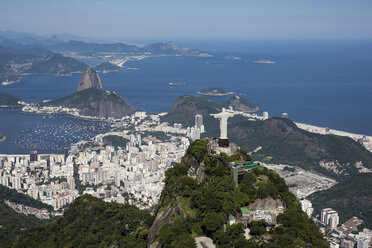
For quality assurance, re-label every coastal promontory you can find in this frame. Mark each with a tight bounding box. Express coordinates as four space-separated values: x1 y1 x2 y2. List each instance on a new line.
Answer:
94 62 121 73
0 93 21 106
41 68 135 118
42 88 135 118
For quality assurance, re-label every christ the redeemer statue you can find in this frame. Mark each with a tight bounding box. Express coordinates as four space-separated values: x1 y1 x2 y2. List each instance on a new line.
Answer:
210 108 235 147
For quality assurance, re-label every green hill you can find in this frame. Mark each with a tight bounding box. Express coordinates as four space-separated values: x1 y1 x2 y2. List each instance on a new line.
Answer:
94 62 121 72
0 93 21 106
41 88 136 118
161 95 258 127
162 96 372 179
221 95 258 112
225 117 372 178
0 185 53 248
24 53 88 75
308 173 372 229
0 203 45 248
161 95 219 127
7 141 329 248
148 140 328 247
12 195 154 248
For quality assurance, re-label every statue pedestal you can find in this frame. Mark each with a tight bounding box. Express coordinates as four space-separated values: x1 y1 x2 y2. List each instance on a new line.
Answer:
218 138 229 147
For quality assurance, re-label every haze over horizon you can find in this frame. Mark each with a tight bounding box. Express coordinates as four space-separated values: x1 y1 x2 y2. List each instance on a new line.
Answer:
1 0 372 42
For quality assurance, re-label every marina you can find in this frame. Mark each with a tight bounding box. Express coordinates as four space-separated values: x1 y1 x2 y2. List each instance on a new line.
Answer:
0 108 112 154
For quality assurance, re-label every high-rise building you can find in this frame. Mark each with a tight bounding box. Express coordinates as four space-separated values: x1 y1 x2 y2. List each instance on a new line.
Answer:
30 151 38 162
356 229 372 248
300 199 314 217
357 237 370 248
329 212 339 229
64 148 69 161
195 114 203 130
321 208 339 228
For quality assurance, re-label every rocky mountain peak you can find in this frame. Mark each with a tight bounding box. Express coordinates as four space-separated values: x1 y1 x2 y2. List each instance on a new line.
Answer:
77 68 102 92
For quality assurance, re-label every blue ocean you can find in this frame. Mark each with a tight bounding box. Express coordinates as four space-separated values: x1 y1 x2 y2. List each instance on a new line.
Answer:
1 40 372 153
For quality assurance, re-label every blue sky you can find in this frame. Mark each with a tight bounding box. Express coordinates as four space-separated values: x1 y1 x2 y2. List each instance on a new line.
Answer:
1 0 372 41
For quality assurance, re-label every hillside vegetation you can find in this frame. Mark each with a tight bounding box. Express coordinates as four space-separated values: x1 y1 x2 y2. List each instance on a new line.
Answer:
149 140 328 248
24 53 87 75
0 185 52 248
0 93 21 106
13 195 154 248
226 117 372 178
161 95 257 127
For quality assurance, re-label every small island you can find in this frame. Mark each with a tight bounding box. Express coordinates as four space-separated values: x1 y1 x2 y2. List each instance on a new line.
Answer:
169 82 186 86
224 55 242 60
254 59 275 64
197 87 235 96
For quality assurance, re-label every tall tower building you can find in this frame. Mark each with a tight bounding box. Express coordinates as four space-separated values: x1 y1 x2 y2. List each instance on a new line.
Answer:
195 114 203 130
30 151 38 162
329 212 339 229
64 148 69 162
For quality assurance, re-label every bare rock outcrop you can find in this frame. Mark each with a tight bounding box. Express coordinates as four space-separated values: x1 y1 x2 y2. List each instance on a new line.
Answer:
147 200 185 248
77 68 103 92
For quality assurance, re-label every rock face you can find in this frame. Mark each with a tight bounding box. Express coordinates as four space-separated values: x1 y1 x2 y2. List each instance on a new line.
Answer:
77 68 103 92
147 200 185 248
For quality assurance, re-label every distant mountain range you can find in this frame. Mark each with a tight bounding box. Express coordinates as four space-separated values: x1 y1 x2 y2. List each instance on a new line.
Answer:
49 40 206 56
0 30 210 85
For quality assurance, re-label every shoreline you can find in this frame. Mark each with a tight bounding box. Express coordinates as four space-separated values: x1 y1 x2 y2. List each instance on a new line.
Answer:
295 122 372 152
20 108 116 123
3 105 372 144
